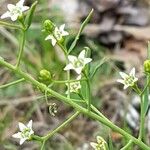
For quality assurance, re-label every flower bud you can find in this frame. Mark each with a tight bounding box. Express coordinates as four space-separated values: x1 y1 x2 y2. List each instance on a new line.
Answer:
39 69 51 81
144 60 150 73
43 20 55 33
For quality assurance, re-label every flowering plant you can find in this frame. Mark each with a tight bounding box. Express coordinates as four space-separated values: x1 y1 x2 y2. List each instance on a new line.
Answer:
0 0 150 150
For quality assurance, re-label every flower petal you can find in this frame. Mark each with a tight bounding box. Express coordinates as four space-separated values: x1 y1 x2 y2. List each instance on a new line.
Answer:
75 67 83 74
7 4 16 11
20 138 26 145
68 55 77 63
12 132 22 139
90 142 98 149
27 120 32 129
119 72 128 79
78 50 86 59
19 122 27 132
1 11 11 19
45 35 56 46
130 68 135 77
45 35 52 40
22 6 30 12
16 0 25 7
117 79 125 84
59 24 65 31
84 58 92 65
124 84 129 89
11 14 19 21
64 64 74 71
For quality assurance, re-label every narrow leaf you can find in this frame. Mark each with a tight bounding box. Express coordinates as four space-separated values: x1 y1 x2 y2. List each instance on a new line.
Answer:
68 9 94 54
90 57 108 78
25 1 38 29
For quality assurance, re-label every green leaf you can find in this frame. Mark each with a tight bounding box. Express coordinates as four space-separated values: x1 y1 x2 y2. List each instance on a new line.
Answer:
25 1 38 29
90 57 108 78
143 77 150 116
68 9 94 54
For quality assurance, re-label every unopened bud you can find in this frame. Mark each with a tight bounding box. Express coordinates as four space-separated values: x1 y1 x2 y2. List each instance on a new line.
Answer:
43 20 55 33
144 60 150 73
39 69 51 81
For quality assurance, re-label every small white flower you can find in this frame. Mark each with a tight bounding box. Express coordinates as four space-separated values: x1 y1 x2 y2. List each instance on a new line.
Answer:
90 136 107 150
12 120 34 145
64 50 92 74
1 0 29 21
117 68 138 89
45 24 69 46
66 75 81 94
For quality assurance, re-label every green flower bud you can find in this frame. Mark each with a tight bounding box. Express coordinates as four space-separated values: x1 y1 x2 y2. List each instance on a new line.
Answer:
43 20 55 33
144 60 150 73
39 69 51 81
39 69 52 85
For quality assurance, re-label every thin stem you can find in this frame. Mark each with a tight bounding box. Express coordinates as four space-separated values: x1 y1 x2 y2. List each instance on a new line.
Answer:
83 71 91 111
132 84 141 95
140 75 150 96
16 30 26 68
121 140 133 150
138 95 146 142
0 60 150 150
52 78 86 84
42 111 80 141
78 92 109 119
40 141 46 150
0 78 25 89
0 21 23 30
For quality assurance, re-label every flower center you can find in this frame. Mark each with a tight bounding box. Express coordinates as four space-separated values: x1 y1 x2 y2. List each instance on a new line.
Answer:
21 128 31 139
11 7 22 16
74 59 84 68
54 30 62 40
125 76 135 86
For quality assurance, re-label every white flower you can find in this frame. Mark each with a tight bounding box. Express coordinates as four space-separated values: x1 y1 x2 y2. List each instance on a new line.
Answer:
45 24 69 46
12 120 34 145
66 75 81 94
117 68 138 89
64 50 92 74
90 136 107 150
1 0 29 21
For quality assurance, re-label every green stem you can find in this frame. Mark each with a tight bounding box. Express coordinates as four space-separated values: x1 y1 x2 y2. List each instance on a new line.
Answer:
138 95 146 142
16 30 26 68
121 140 133 150
32 135 43 142
140 76 150 96
132 84 141 95
0 60 150 150
0 21 23 30
52 78 86 84
0 78 25 89
83 71 91 111
78 92 105 118
42 111 80 141
40 141 46 150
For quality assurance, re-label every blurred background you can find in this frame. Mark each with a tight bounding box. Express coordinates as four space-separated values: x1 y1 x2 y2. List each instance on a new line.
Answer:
0 0 150 149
